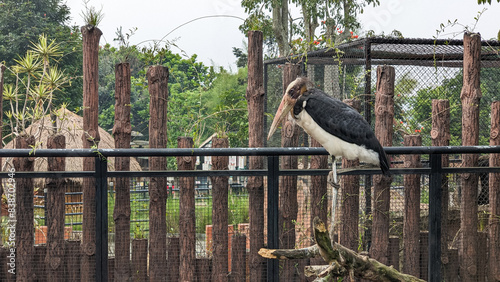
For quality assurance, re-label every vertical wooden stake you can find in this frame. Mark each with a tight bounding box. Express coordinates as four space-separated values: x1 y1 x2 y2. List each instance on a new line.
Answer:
46 134 66 282
460 32 481 281
370 65 395 265
403 134 422 277
211 137 229 282
147 65 169 281
245 30 265 281
14 136 36 282
279 63 301 280
431 99 450 276
489 101 500 281
113 62 132 281
177 137 196 282
81 24 102 282
340 99 361 255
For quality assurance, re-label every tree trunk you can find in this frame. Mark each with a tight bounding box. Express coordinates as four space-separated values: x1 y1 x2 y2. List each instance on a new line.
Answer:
272 0 289 57
431 99 450 277
147 65 169 281
403 135 421 277
211 137 229 282
279 63 301 281
14 135 36 282
113 62 132 281
45 135 67 282
340 99 361 259
177 137 196 282
460 32 481 281
370 65 394 264
246 30 266 282
489 101 500 281
81 24 102 282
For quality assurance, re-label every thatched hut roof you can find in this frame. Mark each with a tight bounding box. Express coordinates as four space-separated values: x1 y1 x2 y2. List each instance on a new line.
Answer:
3 108 142 173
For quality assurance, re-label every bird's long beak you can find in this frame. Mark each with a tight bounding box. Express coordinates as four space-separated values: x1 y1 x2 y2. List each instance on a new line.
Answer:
267 96 293 140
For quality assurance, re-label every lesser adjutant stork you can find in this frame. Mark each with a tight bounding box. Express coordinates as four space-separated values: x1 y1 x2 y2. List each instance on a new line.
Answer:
267 77 390 186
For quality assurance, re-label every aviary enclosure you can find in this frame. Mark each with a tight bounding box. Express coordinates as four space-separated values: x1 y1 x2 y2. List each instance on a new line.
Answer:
0 27 499 282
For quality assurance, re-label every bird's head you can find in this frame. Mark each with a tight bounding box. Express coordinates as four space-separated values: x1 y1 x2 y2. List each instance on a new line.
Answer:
267 77 311 140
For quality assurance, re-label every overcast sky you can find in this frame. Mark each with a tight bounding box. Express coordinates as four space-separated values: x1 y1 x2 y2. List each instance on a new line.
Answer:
64 0 500 70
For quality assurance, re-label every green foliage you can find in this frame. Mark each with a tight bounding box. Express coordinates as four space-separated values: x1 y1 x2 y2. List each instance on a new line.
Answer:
97 42 249 170
81 0 104 27
403 67 500 146
3 34 70 139
0 0 83 116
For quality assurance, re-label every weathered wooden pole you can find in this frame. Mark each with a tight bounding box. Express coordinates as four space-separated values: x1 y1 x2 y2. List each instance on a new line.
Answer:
211 136 230 282
430 99 450 277
230 234 247 282
131 239 148 282
340 99 361 256
310 136 328 238
166 237 180 281
45 134 67 282
80 24 102 282
403 134 421 277
460 32 481 281
279 63 301 281
147 65 169 281
113 62 132 281
14 135 35 282
370 65 394 264
177 137 196 281
245 30 265 281
489 101 500 281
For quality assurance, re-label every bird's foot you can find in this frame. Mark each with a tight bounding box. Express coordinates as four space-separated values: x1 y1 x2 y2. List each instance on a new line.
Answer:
327 171 340 190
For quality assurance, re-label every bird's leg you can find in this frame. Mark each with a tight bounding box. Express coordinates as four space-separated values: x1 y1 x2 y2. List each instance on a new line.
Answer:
328 157 340 239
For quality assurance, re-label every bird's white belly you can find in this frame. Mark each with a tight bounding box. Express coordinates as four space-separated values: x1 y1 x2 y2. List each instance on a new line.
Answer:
295 111 380 166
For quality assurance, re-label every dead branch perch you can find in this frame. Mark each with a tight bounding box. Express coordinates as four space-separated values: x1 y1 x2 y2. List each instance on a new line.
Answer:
259 217 425 282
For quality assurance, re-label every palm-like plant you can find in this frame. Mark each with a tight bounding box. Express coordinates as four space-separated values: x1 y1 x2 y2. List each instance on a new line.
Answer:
3 34 69 141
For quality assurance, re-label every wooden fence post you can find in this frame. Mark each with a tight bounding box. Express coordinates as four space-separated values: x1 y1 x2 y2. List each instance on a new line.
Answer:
147 65 169 281
211 137 229 281
370 65 394 264
279 63 301 281
177 137 196 281
340 99 361 256
489 101 500 281
113 62 132 281
403 134 421 277
14 135 36 282
46 134 66 282
132 239 148 282
81 24 102 282
245 30 266 281
230 234 247 282
460 32 481 281
66 240 81 281
167 237 180 281
431 99 450 276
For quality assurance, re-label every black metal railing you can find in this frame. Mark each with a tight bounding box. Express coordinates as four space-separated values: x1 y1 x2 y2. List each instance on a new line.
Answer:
1 146 500 282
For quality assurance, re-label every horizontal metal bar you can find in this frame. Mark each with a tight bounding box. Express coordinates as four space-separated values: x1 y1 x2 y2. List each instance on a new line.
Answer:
8 165 500 180
0 145 499 158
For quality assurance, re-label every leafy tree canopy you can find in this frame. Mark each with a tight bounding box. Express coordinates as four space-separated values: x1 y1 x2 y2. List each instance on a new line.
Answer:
0 0 83 113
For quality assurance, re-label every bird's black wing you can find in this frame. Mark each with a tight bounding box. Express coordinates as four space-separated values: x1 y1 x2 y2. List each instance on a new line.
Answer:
300 89 390 175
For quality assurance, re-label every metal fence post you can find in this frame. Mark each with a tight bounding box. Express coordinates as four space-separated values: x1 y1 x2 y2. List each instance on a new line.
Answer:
95 156 108 282
267 155 279 282
428 153 442 282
